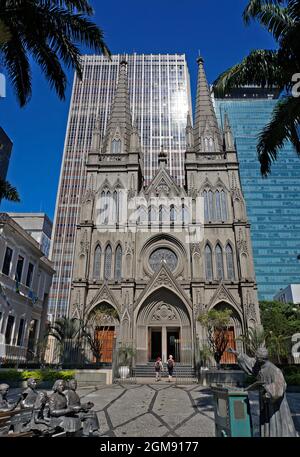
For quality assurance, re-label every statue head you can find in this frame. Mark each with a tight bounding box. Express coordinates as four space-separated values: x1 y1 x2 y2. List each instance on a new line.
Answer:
0 383 9 397
68 379 77 391
27 378 37 390
53 379 66 394
255 347 269 364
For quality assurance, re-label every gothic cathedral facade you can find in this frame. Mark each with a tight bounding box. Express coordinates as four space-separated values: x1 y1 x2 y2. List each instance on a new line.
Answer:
70 58 260 366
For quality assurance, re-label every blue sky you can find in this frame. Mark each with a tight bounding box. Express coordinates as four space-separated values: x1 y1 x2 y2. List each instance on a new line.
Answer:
0 0 275 221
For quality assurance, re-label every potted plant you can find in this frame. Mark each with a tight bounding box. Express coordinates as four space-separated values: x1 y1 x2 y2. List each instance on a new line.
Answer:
199 345 212 371
117 344 136 379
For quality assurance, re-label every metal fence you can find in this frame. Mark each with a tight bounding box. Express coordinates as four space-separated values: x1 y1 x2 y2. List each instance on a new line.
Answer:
0 336 116 369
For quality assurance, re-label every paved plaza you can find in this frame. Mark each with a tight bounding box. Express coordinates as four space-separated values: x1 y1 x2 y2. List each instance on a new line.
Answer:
7 383 300 437
75 383 300 437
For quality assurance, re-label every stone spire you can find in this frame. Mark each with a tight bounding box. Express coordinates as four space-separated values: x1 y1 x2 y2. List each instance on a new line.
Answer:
186 112 194 150
102 59 133 154
194 57 222 153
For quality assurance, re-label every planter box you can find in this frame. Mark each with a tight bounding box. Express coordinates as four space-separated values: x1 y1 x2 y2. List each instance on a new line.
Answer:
3 380 53 389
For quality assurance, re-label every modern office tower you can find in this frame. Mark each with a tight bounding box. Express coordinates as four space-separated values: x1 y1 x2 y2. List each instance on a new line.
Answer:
8 213 52 257
0 127 13 181
49 54 192 319
274 284 300 304
214 87 300 300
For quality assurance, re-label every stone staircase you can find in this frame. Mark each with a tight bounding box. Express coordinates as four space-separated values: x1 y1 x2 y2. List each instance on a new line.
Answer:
135 363 195 379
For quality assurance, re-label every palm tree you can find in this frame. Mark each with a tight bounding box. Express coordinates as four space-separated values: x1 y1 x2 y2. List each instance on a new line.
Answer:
46 316 83 364
0 176 20 202
0 1 110 106
213 0 300 176
237 326 266 356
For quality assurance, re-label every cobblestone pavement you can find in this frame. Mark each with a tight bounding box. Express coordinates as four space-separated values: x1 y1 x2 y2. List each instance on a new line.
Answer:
7 384 300 437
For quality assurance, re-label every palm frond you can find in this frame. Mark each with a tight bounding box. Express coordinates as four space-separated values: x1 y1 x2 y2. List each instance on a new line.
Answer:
258 96 300 175
1 32 32 106
243 0 286 24
0 18 10 46
0 178 20 202
213 50 286 97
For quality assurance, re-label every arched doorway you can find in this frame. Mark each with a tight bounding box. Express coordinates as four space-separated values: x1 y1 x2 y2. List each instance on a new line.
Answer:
212 302 243 364
135 288 193 365
86 302 120 363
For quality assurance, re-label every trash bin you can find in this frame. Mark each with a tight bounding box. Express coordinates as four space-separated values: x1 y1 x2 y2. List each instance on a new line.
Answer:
211 386 252 437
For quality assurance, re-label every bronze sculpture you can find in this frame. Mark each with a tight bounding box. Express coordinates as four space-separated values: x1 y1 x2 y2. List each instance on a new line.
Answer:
48 379 81 435
65 379 100 436
228 346 298 437
0 383 15 411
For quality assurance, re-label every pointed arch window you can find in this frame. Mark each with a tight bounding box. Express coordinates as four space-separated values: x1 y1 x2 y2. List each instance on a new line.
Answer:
203 191 209 221
205 244 213 281
93 245 101 280
170 205 176 224
216 244 224 280
221 190 228 220
208 190 214 221
114 245 122 281
111 139 121 154
104 245 112 280
226 244 235 280
215 191 222 220
113 190 119 223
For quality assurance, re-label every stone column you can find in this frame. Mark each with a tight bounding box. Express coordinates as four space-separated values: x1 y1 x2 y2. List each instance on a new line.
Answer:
162 326 167 363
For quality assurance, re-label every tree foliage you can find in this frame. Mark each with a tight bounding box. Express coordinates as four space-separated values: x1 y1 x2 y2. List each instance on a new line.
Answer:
0 0 110 106
213 0 300 176
198 309 232 367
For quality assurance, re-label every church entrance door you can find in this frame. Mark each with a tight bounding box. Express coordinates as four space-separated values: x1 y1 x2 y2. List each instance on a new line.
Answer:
167 328 180 362
150 328 162 361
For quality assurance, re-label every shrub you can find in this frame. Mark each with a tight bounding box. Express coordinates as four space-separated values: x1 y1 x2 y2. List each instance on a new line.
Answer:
0 369 75 383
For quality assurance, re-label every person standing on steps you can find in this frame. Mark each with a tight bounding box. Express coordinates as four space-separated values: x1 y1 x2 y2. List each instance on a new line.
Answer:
154 357 163 381
167 355 175 382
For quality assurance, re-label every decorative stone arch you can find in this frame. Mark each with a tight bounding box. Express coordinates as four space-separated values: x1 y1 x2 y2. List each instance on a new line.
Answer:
134 287 193 365
210 301 244 353
86 301 121 363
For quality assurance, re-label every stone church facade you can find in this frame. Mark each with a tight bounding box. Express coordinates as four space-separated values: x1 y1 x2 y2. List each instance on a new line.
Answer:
69 58 260 366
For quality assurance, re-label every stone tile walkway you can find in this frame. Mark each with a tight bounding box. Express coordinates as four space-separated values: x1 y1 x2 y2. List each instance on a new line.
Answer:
7 384 300 437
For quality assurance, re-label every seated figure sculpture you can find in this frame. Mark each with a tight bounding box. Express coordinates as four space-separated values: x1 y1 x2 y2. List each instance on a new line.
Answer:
49 379 81 435
65 379 100 436
0 383 15 411
29 391 55 436
18 378 39 409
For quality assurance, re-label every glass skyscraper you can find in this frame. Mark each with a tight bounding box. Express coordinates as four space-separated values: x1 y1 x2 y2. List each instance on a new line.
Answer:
49 54 191 318
215 88 300 300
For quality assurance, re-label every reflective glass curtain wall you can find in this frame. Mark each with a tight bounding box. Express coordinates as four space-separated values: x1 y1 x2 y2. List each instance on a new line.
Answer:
215 92 300 300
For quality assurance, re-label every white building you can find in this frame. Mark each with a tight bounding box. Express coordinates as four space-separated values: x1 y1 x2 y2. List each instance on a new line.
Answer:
8 213 52 258
274 284 300 305
0 213 55 362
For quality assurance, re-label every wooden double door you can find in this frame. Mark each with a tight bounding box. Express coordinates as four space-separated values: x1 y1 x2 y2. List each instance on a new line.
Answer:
94 326 115 363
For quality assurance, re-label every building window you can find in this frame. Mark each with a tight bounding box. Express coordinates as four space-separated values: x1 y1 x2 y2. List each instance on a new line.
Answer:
114 245 122 281
2 247 13 276
111 139 121 154
27 319 38 352
104 245 112 280
203 191 209 221
226 244 235 280
5 315 15 345
205 244 213 281
215 191 222 220
149 247 178 272
113 190 119 223
15 255 24 282
26 262 34 288
221 190 228 220
208 190 214 221
17 318 25 346
93 245 101 280
216 244 224 280
170 205 176 223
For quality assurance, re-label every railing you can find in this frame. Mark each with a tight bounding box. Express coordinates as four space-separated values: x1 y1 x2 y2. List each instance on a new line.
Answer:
0 337 116 369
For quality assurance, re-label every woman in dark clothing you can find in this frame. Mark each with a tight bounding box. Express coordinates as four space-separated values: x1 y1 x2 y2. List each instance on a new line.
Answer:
167 355 175 382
